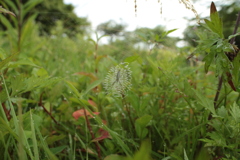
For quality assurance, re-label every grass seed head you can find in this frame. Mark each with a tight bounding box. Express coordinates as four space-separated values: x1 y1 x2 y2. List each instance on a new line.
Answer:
104 62 132 98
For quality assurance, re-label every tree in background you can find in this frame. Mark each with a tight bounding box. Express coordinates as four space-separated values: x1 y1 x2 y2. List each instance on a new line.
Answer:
0 0 90 37
97 20 126 43
34 0 90 37
133 25 179 49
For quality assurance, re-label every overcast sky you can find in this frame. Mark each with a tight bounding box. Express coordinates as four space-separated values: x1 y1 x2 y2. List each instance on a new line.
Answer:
63 0 226 38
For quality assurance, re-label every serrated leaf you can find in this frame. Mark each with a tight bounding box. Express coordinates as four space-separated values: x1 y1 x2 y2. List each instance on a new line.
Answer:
25 76 60 91
217 106 228 118
208 132 226 146
204 19 218 35
10 75 26 95
203 52 215 73
193 89 216 115
230 102 240 123
10 75 61 96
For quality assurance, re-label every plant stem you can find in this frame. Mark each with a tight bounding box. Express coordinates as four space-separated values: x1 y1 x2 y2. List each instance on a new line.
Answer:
38 93 58 125
209 11 240 121
17 0 22 52
213 76 223 109
83 109 101 159
230 11 240 44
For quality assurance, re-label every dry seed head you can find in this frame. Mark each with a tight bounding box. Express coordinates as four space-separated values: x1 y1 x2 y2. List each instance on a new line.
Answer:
179 0 200 23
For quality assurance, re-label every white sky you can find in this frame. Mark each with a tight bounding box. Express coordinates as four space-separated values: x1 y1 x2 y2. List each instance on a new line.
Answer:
63 0 226 38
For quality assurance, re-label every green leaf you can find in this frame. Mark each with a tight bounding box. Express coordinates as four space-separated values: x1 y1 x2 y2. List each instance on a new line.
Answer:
83 79 103 95
0 48 7 60
161 28 178 38
30 110 39 160
20 14 38 47
194 146 212 160
132 139 152 160
193 89 216 115
46 135 66 145
50 145 68 155
23 0 42 18
0 14 13 29
0 89 7 102
230 102 240 123
3 1 18 13
203 52 215 73
124 56 139 63
8 58 40 68
228 32 240 41
171 123 206 145
0 6 16 17
204 8 223 38
87 38 96 46
216 106 228 118
104 154 127 160
96 55 107 66
9 75 61 97
184 149 189 160
32 68 49 77
135 115 153 128
0 52 18 71
208 132 226 146
36 127 58 160
65 80 82 98
135 123 148 139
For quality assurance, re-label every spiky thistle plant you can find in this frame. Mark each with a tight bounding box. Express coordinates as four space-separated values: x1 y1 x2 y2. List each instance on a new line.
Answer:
104 62 132 98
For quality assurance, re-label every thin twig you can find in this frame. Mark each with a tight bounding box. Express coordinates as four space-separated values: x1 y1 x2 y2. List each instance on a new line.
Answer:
83 109 101 159
38 93 58 125
230 12 240 44
213 76 223 108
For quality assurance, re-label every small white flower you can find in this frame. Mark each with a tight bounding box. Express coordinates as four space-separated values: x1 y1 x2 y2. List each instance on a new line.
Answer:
104 62 132 98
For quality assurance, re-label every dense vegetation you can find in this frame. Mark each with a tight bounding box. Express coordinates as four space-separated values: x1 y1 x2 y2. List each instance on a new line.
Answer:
0 0 240 160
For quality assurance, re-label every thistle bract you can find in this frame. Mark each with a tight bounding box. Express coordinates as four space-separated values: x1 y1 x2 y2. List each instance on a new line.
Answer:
104 62 132 98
